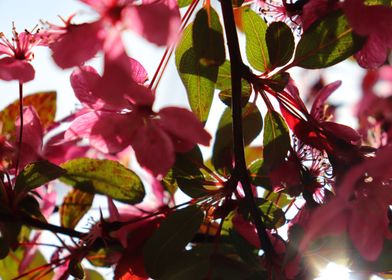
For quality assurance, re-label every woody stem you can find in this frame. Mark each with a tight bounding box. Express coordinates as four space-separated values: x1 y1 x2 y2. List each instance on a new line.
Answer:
219 0 275 256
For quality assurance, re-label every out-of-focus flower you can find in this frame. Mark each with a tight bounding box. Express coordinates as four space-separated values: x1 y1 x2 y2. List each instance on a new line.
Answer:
42 0 180 69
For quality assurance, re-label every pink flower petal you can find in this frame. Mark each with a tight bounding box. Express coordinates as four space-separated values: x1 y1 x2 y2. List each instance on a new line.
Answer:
158 107 211 147
348 198 387 261
70 66 102 109
124 0 181 46
51 22 104 69
15 106 43 168
354 35 388 69
131 123 174 177
299 198 348 252
0 57 35 83
310 80 341 121
66 111 138 153
129 57 149 84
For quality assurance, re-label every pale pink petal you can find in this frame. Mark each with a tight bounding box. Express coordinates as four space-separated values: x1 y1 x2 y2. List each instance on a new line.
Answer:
66 111 138 153
51 22 103 69
158 107 211 147
131 123 174 177
0 57 35 83
124 0 181 46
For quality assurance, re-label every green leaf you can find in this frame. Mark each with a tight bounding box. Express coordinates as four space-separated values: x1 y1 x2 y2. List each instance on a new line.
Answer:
263 190 293 209
263 72 290 92
193 7 225 66
0 248 53 280
14 160 66 193
266 22 294 68
175 23 218 123
248 159 271 188
293 11 365 69
216 61 252 107
177 0 192 7
60 189 94 229
172 147 211 198
242 8 269 72
85 269 105 280
263 111 290 169
144 205 204 278
212 104 263 175
60 158 145 204
257 198 286 229
19 195 46 222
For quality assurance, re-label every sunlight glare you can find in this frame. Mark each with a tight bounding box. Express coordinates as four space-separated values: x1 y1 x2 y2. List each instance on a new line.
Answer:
315 262 351 280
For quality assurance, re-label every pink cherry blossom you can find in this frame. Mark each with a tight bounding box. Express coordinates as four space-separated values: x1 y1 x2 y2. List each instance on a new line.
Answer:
0 27 42 83
66 65 211 176
43 0 180 69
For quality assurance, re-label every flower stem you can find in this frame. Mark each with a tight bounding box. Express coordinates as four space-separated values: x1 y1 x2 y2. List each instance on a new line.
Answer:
15 82 24 176
219 0 275 256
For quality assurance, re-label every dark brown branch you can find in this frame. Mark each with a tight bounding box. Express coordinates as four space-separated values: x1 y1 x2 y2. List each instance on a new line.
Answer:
219 0 275 256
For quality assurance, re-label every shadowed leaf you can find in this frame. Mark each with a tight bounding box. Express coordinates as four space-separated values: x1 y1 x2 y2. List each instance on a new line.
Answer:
144 205 204 278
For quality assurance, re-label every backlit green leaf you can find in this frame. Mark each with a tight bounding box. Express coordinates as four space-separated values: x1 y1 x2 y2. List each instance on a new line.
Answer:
263 111 290 169
61 158 145 204
242 8 269 72
293 11 365 69
266 22 294 68
193 7 225 66
175 23 218 123
213 104 263 175
60 189 94 229
15 160 66 193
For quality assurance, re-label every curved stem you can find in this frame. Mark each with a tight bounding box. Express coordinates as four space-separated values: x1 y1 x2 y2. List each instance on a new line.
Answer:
219 0 275 256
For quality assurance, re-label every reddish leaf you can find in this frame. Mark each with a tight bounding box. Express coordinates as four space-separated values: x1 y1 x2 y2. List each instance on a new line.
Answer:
60 189 94 229
0 91 56 136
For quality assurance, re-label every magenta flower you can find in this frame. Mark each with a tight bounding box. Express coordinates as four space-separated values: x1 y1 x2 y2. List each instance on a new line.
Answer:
44 0 180 69
300 146 392 261
0 28 42 83
343 0 392 68
65 65 211 176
